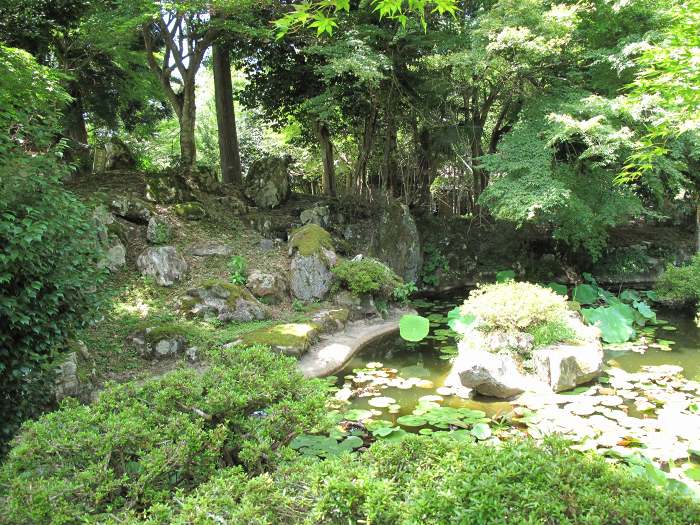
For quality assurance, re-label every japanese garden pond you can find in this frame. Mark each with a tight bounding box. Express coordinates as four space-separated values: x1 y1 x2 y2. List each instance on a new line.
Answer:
329 292 700 490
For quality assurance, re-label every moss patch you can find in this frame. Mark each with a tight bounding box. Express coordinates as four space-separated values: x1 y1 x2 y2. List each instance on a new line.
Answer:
174 202 206 220
238 323 320 356
289 224 333 256
144 323 191 344
198 279 257 306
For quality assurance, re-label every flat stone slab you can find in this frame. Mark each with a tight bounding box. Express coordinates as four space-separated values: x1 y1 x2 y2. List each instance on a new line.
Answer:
298 307 415 378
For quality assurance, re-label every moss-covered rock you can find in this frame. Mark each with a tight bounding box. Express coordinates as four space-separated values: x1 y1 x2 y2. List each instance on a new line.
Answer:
129 323 189 360
182 280 267 322
236 323 320 357
145 170 193 204
288 224 334 257
174 202 206 220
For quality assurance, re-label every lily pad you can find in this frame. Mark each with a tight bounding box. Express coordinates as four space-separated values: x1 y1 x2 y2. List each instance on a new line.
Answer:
343 409 373 421
399 315 430 342
396 415 428 427
368 396 396 408
573 284 599 305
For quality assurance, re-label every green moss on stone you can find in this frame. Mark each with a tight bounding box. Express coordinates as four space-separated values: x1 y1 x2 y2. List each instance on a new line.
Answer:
289 224 333 256
173 202 206 220
239 323 320 356
144 323 190 344
199 280 255 306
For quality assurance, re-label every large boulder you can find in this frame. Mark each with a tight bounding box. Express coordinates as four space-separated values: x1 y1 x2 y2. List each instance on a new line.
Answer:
446 348 528 398
244 156 290 209
146 216 172 245
104 137 136 171
92 205 126 272
173 202 206 221
288 224 337 301
136 246 188 286
533 313 604 392
181 281 267 322
129 325 188 360
109 194 152 224
54 352 81 402
300 205 331 228
247 270 288 303
447 311 603 398
369 198 422 282
145 171 193 204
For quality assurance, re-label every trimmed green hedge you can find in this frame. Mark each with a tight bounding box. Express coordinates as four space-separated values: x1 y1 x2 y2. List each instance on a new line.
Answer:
0 346 330 523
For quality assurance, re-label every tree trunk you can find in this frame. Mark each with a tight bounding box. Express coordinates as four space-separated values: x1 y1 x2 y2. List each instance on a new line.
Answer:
314 121 336 197
213 43 242 184
354 107 378 193
696 199 700 254
179 81 197 168
63 83 88 146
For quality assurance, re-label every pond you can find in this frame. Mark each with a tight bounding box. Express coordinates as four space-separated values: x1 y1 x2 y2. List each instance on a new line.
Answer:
336 292 700 418
325 291 700 488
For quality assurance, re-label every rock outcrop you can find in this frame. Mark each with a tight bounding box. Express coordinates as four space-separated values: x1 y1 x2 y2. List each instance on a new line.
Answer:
447 312 603 398
244 156 290 209
109 194 152 224
146 216 171 244
181 281 267 322
136 246 188 286
247 270 288 303
288 224 337 301
369 198 422 283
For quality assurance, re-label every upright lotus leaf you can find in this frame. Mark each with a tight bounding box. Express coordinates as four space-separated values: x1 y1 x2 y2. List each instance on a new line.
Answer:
496 270 516 283
620 289 641 303
546 282 568 296
399 314 430 341
447 306 476 334
572 284 598 305
582 305 635 343
633 300 656 321
471 422 492 440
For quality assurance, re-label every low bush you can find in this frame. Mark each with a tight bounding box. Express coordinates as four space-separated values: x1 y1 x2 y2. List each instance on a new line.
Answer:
0 346 330 524
133 436 699 524
655 255 700 306
461 282 570 333
332 257 403 300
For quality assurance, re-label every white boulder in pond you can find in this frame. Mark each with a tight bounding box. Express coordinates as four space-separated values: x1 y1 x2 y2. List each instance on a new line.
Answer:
447 312 603 398
446 349 530 398
533 313 604 392
136 246 188 286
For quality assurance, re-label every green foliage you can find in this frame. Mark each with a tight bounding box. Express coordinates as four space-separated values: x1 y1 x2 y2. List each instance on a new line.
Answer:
398 314 430 342
480 93 642 260
138 436 700 523
421 243 449 287
149 222 170 245
227 255 248 286
0 346 330 523
392 281 417 303
579 274 658 343
495 269 516 283
655 255 700 306
528 319 577 347
332 257 403 299
458 282 571 335
0 45 105 453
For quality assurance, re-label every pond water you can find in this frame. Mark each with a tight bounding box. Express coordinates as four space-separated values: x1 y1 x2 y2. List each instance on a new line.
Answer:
335 292 700 420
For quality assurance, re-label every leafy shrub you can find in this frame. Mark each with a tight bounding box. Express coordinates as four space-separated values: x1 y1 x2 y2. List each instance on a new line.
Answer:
421 243 449 287
138 436 700 524
332 257 403 300
0 46 105 454
228 255 247 285
0 345 330 524
459 282 570 334
392 281 417 303
655 255 700 306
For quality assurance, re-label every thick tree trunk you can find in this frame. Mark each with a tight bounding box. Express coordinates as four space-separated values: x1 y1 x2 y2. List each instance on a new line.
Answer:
314 121 336 197
213 43 242 184
179 82 197 168
63 83 88 146
354 107 378 193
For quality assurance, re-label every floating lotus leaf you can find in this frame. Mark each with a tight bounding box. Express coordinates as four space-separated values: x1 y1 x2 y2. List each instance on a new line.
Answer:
365 419 394 431
368 396 396 408
396 415 428 427
419 395 444 403
399 314 430 342
343 409 373 421
372 426 398 437
339 435 364 450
